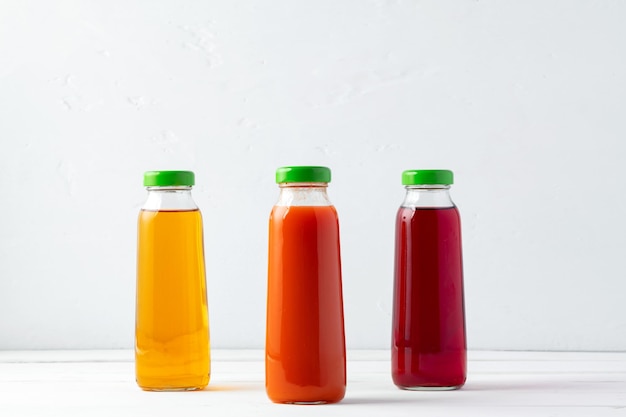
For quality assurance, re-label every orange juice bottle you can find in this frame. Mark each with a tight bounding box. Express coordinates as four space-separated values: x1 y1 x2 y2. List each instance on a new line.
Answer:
266 166 346 404
135 170 210 391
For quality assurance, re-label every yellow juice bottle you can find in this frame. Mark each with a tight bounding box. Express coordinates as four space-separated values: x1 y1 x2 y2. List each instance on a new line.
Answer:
135 170 210 391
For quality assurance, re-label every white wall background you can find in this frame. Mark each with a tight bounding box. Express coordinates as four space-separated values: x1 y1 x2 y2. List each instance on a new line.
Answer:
0 0 625 351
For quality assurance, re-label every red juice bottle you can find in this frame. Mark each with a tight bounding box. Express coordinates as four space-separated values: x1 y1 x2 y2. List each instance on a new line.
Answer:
392 169 466 390
266 166 346 404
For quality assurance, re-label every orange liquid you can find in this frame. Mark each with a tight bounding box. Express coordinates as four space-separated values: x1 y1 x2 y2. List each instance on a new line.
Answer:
266 205 346 404
136 209 210 391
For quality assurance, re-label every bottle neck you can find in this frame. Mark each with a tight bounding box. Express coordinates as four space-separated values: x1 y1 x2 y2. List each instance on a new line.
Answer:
143 186 198 211
402 185 455 208
275 183 332 207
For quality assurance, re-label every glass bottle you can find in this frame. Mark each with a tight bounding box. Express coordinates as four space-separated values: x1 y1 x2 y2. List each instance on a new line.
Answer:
135 170 210 391
392 169 467 390
266 166 346 404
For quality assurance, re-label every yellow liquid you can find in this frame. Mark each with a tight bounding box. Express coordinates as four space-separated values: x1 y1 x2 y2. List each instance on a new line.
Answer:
136 209 210 391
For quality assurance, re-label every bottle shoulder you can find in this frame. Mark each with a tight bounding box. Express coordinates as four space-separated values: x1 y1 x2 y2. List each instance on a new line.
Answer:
396 205 461 227
137 208 203 227
270 205 338 225
271 204 337 216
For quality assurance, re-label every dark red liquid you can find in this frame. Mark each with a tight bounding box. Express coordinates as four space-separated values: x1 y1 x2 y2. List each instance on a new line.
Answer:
392 207 466 389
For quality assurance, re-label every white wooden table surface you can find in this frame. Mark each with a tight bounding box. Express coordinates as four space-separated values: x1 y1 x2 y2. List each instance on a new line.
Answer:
0 350 625 416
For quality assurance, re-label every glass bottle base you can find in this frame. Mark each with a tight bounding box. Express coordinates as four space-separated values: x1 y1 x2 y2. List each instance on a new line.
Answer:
140 386 205 392
285 401 329 405
268 391 345 405
399 384 463 391
136 374 210 392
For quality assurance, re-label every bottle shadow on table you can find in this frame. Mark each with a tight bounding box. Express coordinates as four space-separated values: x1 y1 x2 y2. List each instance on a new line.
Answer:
202 383 263 392
463 381 573 392
340 396 442 405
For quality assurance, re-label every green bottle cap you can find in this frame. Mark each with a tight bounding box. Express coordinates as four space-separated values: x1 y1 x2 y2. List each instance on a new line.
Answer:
275 166 331 184
402 169 454 185
143 171 195 186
